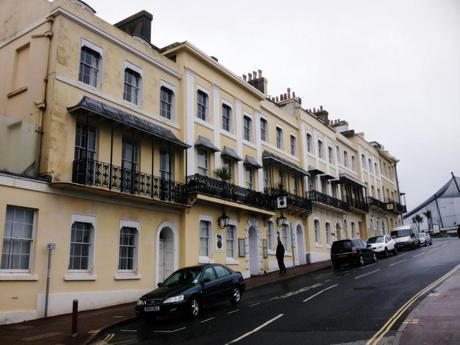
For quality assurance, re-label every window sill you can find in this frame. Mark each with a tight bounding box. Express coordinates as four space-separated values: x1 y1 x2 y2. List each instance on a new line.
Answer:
198 256 214 264
0 273 39 281
64 273 97 281
315 243 323 248
221 130 236 140
225 258 239 265
114 273 141 280
194 117 213 129
7 86 28 98
242 140 257 149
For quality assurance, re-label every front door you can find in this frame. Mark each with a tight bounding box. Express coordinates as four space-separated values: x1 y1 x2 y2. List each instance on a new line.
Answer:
296 225 306 265
158 227 174 283
248 227 259 276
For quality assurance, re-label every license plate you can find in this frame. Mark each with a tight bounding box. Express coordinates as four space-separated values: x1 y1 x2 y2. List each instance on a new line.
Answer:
144 306 160 312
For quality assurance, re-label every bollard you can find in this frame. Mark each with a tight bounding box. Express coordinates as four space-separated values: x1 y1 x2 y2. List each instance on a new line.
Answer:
72 299 78 337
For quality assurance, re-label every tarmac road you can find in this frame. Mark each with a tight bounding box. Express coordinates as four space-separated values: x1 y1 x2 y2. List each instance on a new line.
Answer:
91 238 460 345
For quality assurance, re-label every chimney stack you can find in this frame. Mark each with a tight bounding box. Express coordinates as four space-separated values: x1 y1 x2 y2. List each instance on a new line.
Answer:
114 10 154 43
246 68 269 96
242 74 247 81
248 72 252 81
287 88 291 99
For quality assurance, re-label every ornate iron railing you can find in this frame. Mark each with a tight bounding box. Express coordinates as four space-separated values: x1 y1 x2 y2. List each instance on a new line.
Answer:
308 190 350 212
348 198 369 212
368 196 386 211
264 188 312 212
384 198 406 214
72 159 188 204
187 174 274 210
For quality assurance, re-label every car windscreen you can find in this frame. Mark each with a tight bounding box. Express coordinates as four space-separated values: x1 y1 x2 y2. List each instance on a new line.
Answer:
162 268 202 287
367 236 383 244
391 229 410 238
332 241 352 252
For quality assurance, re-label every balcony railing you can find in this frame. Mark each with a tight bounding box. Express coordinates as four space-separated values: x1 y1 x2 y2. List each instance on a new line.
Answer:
308 190 350 212
348 198 369 212
368 196 387 211
264 188 312 212
187 174 274 210
396 202 407 214
72 159 188 204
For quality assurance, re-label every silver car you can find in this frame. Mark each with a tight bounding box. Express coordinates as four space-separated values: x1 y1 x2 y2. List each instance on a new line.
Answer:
419 231 432 246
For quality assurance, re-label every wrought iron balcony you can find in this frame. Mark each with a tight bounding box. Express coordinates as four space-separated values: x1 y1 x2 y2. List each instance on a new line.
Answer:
264 188 312 212
72 159 188 204
384 198 406 214
187 174 274 210
368 196 387 211
308 190 350 212
348 198 369 212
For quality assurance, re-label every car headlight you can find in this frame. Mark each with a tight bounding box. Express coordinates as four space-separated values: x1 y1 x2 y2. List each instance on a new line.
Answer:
137 299 145 306
163 295 184 304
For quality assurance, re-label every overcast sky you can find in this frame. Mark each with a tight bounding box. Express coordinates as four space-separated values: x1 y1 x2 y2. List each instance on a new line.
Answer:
89 0 460 210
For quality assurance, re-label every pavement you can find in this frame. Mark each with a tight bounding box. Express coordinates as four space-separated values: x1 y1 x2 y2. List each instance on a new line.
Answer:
394 259 460 345
0 260 331 345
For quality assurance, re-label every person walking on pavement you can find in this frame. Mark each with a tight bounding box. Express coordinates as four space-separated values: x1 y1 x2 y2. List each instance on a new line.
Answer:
276 239 287 275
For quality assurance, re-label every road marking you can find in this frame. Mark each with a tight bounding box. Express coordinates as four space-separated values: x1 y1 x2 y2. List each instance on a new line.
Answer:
119 329 137 332
302 284 338 303
366 263 460 345
389 260 406 267
429 292 440 297
403 319 420 324
414 253 424 257
249 302 261 307
227 309 239 314
224 314 284 344
354 269 380 280
278 283 322 299
153 327 186 333
95 333 114 344
398 253 407 257
325 279 331 283
201 317 215 323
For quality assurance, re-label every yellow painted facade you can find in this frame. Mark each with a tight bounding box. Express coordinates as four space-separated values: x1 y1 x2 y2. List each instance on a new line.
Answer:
0 0 405 324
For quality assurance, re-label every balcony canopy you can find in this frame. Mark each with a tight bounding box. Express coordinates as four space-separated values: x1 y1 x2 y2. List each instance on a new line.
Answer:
339 172 366 188
221 146 242 161
195 136 220 152
262 151 308 176
68 96 189 149
244 155 262 169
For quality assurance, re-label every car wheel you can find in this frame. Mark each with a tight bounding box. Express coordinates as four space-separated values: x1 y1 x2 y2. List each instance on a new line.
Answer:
384 248 388 258
230 286 241 306
189 296 200 318
393 247 398 255
359 255 365 266
372 252 378 263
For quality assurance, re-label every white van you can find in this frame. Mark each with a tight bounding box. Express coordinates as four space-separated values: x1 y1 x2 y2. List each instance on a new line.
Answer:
390 224 420 250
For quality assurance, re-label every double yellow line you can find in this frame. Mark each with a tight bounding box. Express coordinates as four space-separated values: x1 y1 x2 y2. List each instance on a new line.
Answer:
366 263 460 345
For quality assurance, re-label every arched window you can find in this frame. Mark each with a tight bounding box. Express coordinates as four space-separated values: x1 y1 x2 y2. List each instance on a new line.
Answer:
314 220 321 244
326 222 331 245
267 221 274 250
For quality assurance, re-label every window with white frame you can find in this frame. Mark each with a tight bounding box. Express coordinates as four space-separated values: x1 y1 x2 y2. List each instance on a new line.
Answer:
222 103 232 132
243 115 252 141
290 135 296 156
326 222 331 245
368 158 373 173
118 227 137 271
260 118 268 142
318 140 324 159
344 150 349 167
374 162 379 175
79 46 101 87
68 221 94 271
328 146 333 164
293 176 299 196
226 225 236 258
351 155 356 171
282 224 290 248
222 158 233 181
306 133 313 153
361 154 366 170
267 221 274 250
74 121 96 161
263 167 269 190
197 90 208 121
245 167 254 190
276 127 283 149
314 219 321 244
199 220 211 257
123 68 141 105
1 206 35 271
160 86 174 120
336 145 340 164
197 149 208 176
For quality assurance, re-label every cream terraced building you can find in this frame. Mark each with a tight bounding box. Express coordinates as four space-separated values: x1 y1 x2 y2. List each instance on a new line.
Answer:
0 0 406 324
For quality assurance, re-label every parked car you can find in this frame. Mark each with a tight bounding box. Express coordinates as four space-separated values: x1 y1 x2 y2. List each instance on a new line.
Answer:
419 231 432 246
391 225 420 250
135 264 245 319
331 239 377 268
367 235 398 257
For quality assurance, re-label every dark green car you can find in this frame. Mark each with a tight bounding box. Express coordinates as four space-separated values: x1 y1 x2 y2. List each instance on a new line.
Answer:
135 264 245 319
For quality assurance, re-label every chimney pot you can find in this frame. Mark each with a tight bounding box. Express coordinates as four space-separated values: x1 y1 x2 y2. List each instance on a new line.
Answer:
292 91 296 98
252 71 257 79
287 88 291 99
284 93 287 100
258 69 262 78
248 73 252 81
243 74 247 81
275 96 279 102
320 105 323 111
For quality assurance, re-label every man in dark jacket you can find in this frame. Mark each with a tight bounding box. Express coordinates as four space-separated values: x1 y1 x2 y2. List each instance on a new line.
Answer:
276 239 286 275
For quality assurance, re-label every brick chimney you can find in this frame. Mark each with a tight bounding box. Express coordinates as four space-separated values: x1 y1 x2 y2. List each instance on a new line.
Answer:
314 106 329 124
246 69 268 96
114 10 153 43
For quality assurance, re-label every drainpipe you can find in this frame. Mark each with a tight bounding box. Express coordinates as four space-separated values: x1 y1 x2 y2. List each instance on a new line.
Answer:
393 161 403 224
31 16 54 177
